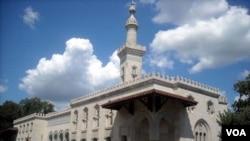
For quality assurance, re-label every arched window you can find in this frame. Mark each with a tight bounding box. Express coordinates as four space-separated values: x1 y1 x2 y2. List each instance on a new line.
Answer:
19 125 22 134
74 110 78 122
48 132 53 141
73 110 78 130
26 123 29 132
54 131 58 141
23 124 25 133
121 67 125 82
194 119 211 141
207 100 215 115
30 122 33 132
93 104 100 128
105 109 113 127
59 130 63 141
65 129 69 141
82 107 88 130
131 66 137 78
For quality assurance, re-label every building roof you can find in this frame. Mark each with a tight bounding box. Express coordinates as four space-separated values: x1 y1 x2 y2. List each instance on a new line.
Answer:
71 73 224 106
102 89 198 114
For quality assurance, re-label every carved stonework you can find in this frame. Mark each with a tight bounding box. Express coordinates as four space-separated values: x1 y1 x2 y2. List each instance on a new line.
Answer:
207 101 215 115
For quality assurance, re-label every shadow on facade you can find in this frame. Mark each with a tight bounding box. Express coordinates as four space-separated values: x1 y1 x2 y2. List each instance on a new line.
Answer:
107 98 195 141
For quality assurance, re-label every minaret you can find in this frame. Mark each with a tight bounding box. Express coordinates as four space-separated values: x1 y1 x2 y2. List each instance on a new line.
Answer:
125 2 138 46
117 2 146 83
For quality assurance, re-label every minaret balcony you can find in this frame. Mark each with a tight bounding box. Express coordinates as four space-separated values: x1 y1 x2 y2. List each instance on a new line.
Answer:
117 45 146 58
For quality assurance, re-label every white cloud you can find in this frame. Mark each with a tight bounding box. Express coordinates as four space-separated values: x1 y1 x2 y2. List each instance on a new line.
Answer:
234 95 248 102
150 6 250 73
19 38 120 109
0 85 7 93
149 54 174 69
241 70 250 78
139 0 156 4
53 101 70 111
150 0 228 25
22 6 39 29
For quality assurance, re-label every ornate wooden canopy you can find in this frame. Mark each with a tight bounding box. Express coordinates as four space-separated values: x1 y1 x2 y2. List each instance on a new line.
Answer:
102 89 198 115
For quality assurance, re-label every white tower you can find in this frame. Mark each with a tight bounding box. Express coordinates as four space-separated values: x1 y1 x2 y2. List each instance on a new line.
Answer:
117 2 146 83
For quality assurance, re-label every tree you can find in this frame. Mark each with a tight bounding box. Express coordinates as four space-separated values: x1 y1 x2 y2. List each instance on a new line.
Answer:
232 73 250 125
217 110 237 126
217 74 250 140
0 97 55 131
218 74 250 116
0 101 23 130
19 97 55 116
232 74 250 112
217 74 250 125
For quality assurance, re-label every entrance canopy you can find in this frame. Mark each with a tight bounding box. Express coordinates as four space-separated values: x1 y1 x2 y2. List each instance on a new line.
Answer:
102 89 198 115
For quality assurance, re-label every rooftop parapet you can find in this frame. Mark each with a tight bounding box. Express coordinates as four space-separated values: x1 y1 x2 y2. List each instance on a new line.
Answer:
14 113 47 124
14 108 71 124
218 95 228 104
71 72 225 105
46 108 71 119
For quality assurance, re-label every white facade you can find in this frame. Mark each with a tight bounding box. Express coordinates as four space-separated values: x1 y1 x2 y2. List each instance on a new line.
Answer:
14 3 228 141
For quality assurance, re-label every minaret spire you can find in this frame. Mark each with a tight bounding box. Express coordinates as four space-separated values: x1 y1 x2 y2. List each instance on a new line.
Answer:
117 2 146 83
131 0 135 5
125 2 138 46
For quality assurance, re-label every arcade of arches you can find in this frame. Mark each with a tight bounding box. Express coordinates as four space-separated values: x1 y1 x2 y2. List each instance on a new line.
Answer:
132 111 174 141
133 112 210 141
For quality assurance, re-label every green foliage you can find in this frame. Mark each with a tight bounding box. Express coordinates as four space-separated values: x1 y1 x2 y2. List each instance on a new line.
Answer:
217 110 238 125
232 74 250 112
0 97 55 131
217 74 250 126
0 101 23 130
231 74 250 125
234 74 250 96
236 106 250 125
217 74 250 140
19 97 55 115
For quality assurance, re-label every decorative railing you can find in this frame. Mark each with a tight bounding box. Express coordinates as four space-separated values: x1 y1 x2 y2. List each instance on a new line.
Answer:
14 109 71 124
46 109 71 118
14 113 47 124
71 72 225 105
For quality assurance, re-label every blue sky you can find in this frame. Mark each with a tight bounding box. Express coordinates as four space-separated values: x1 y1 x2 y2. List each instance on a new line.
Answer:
1 0 250 110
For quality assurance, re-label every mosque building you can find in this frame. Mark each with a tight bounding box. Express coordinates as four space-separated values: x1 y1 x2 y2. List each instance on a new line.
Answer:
14 2 228 141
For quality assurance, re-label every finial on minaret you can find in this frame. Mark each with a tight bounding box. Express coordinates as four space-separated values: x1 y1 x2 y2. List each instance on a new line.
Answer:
129 0 136 14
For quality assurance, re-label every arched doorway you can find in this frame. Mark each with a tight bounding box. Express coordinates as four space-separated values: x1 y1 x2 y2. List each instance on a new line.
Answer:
133 111 153 141
159 118 170 141
156 111 174 141
137 117 149 141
